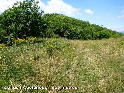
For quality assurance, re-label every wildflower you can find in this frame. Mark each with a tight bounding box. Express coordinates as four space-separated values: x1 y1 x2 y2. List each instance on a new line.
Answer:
0 44 6 48
13 38 26 43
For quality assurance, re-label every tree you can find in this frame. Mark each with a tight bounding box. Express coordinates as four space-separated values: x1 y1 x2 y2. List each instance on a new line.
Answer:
0 0 46 44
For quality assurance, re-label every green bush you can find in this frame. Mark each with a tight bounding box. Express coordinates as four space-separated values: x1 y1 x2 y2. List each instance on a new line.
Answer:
0 28 6 43
0 1 123 45
0 0 46 44
42 14 123 40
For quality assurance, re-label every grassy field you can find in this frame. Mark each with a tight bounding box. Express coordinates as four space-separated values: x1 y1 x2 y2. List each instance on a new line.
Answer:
0 37 124 93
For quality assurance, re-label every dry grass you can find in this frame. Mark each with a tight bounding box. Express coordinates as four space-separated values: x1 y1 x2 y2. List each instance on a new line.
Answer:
0 37 124 93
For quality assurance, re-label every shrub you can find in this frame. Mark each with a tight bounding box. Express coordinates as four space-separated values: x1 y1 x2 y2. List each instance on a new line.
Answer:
0 28 7 43
42 14 123 40
0 0 46 44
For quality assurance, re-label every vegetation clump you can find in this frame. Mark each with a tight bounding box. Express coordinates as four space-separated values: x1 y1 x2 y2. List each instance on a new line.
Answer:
0 0 123 45
0 0 46 45
42 13 123 40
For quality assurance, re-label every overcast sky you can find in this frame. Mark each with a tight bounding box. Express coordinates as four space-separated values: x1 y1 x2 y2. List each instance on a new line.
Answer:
0 0 124 32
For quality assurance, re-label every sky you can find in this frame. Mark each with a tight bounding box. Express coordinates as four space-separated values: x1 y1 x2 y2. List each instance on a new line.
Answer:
0 0 124 32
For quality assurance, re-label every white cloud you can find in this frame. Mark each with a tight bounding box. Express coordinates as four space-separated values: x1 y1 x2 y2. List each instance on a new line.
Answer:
84 9 94 14
40 0 81 17
37 0 46 10
0 0 23 13
0 0 81 17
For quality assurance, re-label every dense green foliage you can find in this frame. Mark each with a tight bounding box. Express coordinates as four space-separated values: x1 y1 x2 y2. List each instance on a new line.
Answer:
0 0 46 45
43 14 123 40
0 0 123 45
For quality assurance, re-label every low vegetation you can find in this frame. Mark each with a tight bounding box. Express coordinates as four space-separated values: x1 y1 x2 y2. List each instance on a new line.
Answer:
0 0 124 93
0 37 124 93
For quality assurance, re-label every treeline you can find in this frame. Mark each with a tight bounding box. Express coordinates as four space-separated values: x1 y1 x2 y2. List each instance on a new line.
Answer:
42 14 123 40
0 0 123 45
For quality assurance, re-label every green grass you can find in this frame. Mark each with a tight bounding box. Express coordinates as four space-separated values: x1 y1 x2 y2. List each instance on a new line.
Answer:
0 37 124 93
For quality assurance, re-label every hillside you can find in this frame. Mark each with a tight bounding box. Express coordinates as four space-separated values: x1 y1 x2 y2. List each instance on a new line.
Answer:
0 0 123 45
0 1 124 93
42 14 123 40
0 37 124 93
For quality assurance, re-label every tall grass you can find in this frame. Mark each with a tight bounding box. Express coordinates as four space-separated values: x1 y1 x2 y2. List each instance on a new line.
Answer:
0 37 124 93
